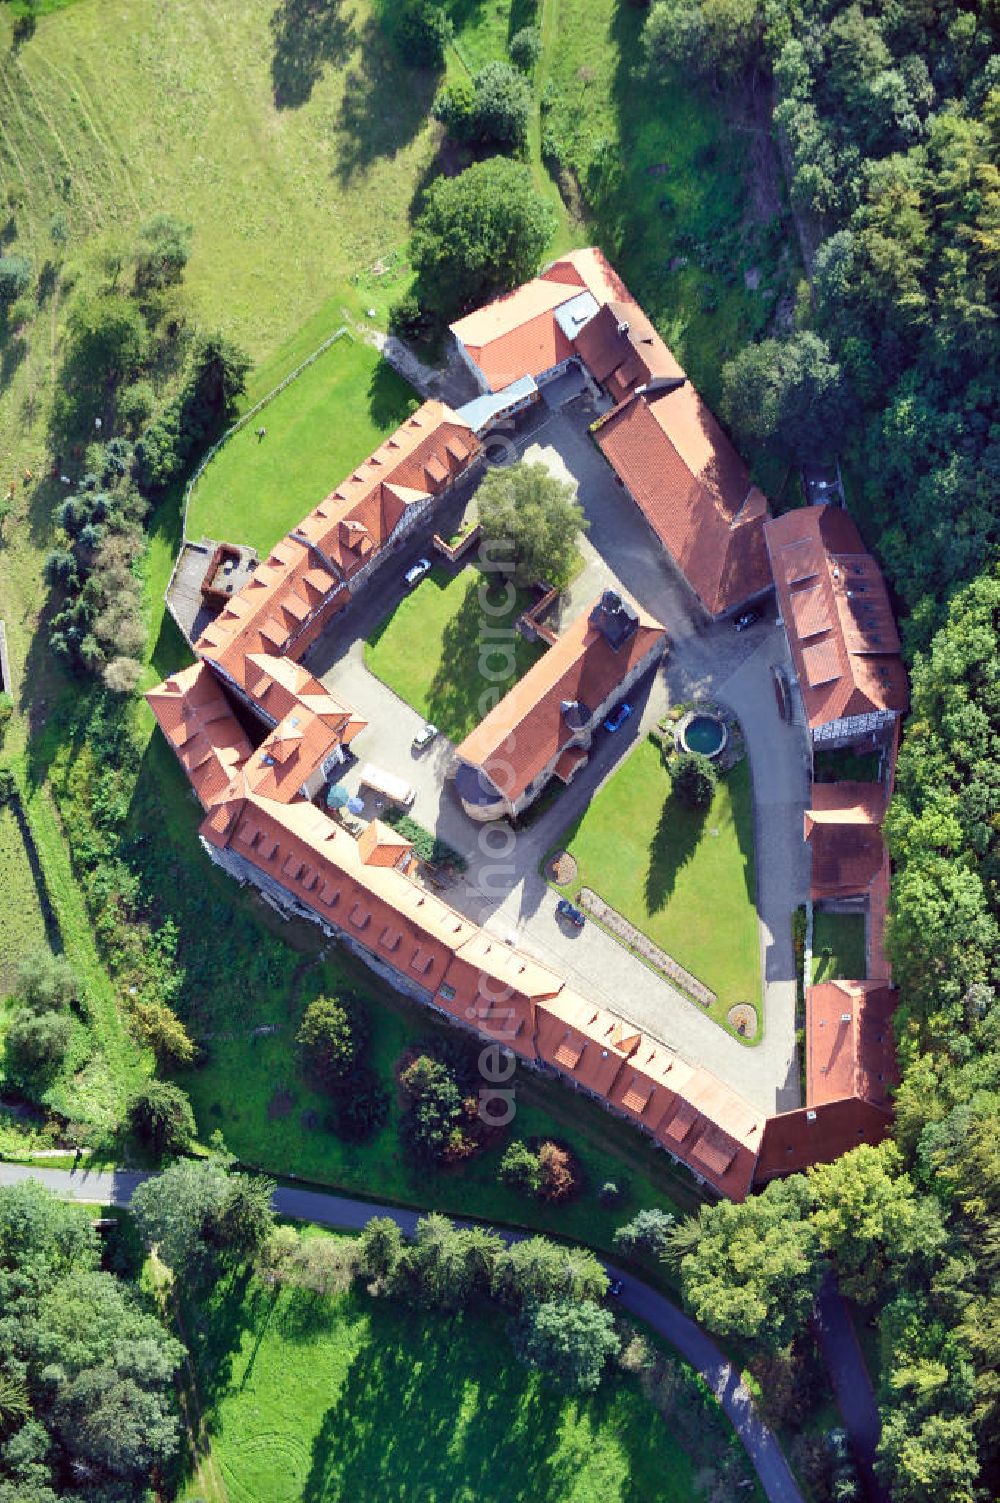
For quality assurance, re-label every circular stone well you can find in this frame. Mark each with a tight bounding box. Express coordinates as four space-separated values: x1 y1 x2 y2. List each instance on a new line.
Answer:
677 710 728 760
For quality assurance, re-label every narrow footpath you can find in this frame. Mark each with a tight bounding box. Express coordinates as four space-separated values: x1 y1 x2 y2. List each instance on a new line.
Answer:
0 1161 805 1503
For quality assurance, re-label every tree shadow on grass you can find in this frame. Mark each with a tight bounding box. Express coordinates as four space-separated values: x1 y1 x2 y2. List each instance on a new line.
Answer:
644 791 705 914
367 357 417 429
423 570 524 741
301 1299 585 1502
181 1267 271 1415
270 0 355 110
334 15 438 185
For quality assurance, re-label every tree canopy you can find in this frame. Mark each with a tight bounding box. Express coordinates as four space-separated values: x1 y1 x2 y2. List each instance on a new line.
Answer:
476 460 588 587
410 158 556 320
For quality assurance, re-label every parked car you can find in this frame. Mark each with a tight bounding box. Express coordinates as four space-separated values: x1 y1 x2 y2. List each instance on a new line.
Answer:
404 557 432 588
556 898 586 928
734 609 759 632
412 722 438 752
603 702 632 733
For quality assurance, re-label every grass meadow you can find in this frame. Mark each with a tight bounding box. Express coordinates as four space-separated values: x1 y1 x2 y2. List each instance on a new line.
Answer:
187 334 416 558
0 803 49 994
553 740 761 1037
175 1254 757 1503
364 563 545 741
810 910 868 986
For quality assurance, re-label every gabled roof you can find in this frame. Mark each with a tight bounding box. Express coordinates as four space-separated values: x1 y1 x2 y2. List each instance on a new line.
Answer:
765 506 909 729
595 386 771 616
535 989 641 1098
607 1036 762 1200
146 662 252 809
804 781 887 899
806 979 897 1111
241 693 363 804
295 401 479 571
454 593 666 803
195 536 348 687
573 300 685 399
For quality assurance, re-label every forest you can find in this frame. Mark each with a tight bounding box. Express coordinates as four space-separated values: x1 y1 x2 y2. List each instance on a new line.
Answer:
645 3 999 1499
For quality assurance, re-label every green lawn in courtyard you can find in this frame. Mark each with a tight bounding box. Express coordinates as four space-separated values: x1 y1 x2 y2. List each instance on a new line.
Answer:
186 335 416 558
810 910 867 985
553 739 760 1037
364 564 545 742
177 1252 756 1503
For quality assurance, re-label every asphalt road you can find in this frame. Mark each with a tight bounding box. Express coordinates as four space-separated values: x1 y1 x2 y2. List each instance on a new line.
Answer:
0 1161 805 1503
814 1274 890 1503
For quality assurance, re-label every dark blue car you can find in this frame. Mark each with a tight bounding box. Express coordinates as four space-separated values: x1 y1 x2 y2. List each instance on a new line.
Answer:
603 702 633 733
556 898 586 928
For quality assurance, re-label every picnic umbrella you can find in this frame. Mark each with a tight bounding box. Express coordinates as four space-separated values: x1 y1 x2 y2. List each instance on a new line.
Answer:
346 796 365 816
326 783 350 809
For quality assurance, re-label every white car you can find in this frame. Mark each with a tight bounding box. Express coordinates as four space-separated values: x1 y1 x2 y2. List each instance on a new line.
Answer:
412 722 438 752
404 557 432 588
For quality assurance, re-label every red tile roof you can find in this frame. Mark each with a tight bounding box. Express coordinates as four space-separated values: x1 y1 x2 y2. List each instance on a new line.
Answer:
804 781 887 899
296 402 479 569
573 301 685 396
595 387 771 616
454 594 666 803
146 663 252 808
755 1097 895 1181
765 506 909 729
806 979 897 1110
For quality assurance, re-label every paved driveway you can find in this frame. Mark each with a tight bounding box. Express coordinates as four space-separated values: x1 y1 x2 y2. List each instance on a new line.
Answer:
304 401 810 1114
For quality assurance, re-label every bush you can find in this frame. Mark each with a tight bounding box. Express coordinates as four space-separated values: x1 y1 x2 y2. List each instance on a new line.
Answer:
395 0 453 69
538 1140 578 1201
6 1010 72 1077
469 62 532 150
381 809 467 871
671 751 717 809
499 1140 542 1194
0 763 15 805
388 292 436 343
509 25 541 71
613 1208 676 1258
0 692 12 733
297 995 358 1086
129 1081 197 1156
134 214 191 291
103 657 144 695
15 951 78 1013
0 255 31 309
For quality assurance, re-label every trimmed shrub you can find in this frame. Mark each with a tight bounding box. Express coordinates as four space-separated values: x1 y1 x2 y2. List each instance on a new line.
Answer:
129 1081 197 1156
671 750 717 809
509 25 541 71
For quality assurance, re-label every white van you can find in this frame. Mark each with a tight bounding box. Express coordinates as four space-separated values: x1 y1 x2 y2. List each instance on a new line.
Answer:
358 763 416 809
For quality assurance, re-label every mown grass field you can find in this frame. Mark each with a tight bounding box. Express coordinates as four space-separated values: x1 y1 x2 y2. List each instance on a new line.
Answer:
554 741 761 1037
187 334 415 558
811 910 867 985
364 563 545 741
176 1258 752 1503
